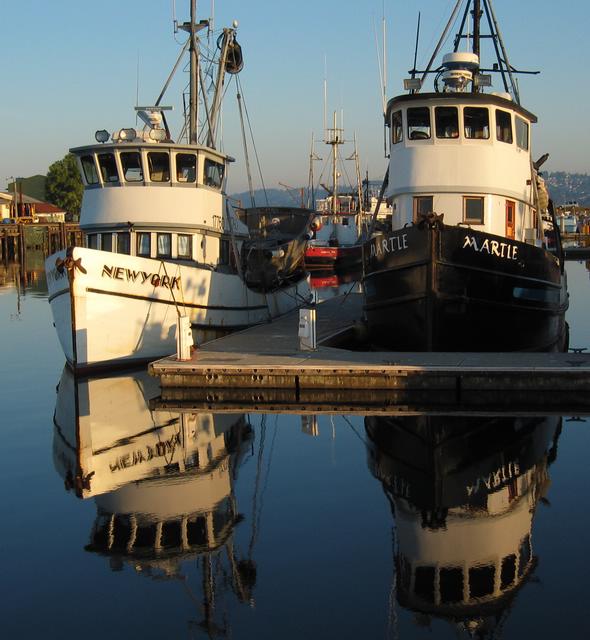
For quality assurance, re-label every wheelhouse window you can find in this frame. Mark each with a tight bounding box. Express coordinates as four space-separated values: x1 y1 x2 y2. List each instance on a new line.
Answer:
407 107 431 140
176 153 197 182
469 564 495 599
157 233 172 257
464 196 485 224
516 117 529 150
435 106 459 138
97 153 120 183
501 554 517 589
464 107 490 139
440 567 464 604
137 232 151 257
101 233 113 252
117 232 131 254
413 195 434 222
391 110 403 144
177 234 192 259
496 109 513 143
204 158 225 188
414 566 435 603
120 152 144 182
147 152 170 182
80 155 99 184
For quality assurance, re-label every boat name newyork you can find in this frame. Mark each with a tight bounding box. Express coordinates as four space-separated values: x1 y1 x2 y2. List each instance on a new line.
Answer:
370 233 409 258
462 235 519 260
101 264 181 289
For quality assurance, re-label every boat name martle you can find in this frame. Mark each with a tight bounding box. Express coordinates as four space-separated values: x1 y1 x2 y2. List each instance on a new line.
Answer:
466 460 521 496
370 233 409 258
102 264 181 289
462 234 519 260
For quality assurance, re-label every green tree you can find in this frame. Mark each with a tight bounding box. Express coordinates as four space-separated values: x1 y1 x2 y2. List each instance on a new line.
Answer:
46 153 84 216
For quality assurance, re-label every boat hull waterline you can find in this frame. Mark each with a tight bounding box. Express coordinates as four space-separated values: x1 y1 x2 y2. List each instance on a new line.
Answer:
363 222 569 352
46 247 310 370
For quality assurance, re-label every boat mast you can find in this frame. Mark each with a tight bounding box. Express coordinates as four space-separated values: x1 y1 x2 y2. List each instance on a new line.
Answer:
472 0 481 67
188 0 198 144
326 111 344 215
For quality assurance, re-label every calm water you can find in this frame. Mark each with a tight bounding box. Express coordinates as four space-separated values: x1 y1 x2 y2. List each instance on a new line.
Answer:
1 255 590 639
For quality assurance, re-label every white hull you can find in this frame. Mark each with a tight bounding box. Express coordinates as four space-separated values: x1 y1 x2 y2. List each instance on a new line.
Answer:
46 247 310 370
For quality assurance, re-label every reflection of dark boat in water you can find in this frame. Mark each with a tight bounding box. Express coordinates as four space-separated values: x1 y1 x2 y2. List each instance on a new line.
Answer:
365 414 561 637
52 367 260 635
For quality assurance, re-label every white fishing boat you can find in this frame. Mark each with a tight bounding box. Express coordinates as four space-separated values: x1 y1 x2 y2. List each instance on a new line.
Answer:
45 2 311 372
363 0 569 352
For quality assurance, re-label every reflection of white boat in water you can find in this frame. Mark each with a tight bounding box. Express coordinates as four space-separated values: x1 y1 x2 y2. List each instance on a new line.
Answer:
45 3 311 372
365 414 561 636
53 367 260 632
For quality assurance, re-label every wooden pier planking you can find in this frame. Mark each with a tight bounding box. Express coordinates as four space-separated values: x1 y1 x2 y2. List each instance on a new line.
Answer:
149 293 590 395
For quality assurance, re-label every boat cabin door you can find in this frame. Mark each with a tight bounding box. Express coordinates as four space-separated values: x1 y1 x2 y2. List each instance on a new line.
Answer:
505 200 516 239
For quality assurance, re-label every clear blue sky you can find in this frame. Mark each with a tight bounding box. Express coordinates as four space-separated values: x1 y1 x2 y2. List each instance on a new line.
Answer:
2 0 589 194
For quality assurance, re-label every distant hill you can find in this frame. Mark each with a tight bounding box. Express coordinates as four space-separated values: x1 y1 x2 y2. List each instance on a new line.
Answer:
229 187 322 208
10 171 589 208
545 172 590 207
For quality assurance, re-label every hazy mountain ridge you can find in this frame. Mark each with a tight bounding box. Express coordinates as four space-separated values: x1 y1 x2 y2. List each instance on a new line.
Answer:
231 173 590 209
545 172 590 206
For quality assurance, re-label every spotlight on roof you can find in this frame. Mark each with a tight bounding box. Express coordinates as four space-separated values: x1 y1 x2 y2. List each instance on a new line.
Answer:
403 78 422 91
119 128 137 141
474 73 492 87
95 129 110 143
149 128 167 142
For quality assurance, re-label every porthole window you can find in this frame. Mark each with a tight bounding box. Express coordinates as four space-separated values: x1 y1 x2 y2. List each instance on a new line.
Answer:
137 232 151 257
157 233 172 257
87 233 98 249
178 234 192 258
117 232 131 254
464 196 485 224
101 233 113 252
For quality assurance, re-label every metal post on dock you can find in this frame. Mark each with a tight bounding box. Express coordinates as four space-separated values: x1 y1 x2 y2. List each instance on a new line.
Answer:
176 315 194 360
298 306 317 351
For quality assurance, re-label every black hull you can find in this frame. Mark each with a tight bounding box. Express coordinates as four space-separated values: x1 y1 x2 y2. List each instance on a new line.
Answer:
362 224 568 352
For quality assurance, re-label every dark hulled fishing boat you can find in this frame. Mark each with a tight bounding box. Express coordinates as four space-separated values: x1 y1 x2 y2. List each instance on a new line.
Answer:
362 0 568 352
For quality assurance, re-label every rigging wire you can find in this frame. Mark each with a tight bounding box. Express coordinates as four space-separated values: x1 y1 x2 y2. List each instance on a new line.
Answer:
236 76 269 206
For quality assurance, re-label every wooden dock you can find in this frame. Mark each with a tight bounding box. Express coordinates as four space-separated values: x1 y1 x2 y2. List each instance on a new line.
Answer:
0 222 81 261
149 294 590 405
